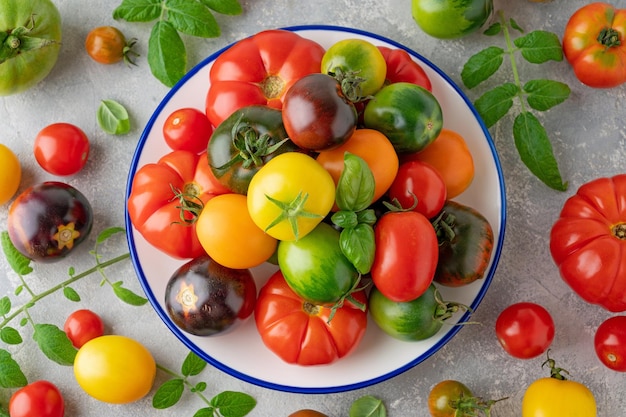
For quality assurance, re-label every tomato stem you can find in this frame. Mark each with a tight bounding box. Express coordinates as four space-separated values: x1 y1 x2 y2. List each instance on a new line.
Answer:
541 349 570 380
612 222 626 240
597 27 622 49
263 191 322 240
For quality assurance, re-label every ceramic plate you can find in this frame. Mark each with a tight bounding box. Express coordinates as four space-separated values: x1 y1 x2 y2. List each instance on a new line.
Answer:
125 25 506 394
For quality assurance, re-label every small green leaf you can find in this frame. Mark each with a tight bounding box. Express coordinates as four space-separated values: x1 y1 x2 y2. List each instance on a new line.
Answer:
524 79 571 111
1 231 33 276
510 18 524 33
210 391 257 417
0 327 22 345
474 83 518 128
96 226 126 244
0 296 10 315
148 20 187 87
32 324 77 366
340 224 375 275
514 30 564 64
112 281 148 306
113 0 163 22
19 317 27 326
198 0 242 15
165 0 220 38
153 378 185 409
193 408 216 417
63 286 81 302
335 153 375 212
461 46 504 89
191 381 207 392
181 351 207 377
97 100 131 135
356 209 377 226
349 395 386 417
513 112 567 191
14 285 23 296
483 22 501 36
331 210 359 229
68 266 75 276
0 349 27 388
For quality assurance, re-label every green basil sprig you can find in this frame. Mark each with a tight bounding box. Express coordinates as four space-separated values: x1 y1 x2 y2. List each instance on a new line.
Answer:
97 99 131 135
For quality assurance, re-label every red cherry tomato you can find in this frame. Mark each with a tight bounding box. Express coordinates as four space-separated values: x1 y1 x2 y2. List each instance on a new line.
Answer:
9 380 65 417
64 309 105 348
377 46 432 91
594 315 626 372
34 122 90 176
387 160 447 219
495 302 555 359
163 107 213 153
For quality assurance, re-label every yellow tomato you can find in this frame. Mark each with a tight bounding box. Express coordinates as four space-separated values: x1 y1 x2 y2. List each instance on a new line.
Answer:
0 144 21 205
74 335 156 404
522 377 597 417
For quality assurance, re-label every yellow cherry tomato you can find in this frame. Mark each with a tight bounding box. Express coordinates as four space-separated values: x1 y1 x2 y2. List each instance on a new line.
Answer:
0 144 21 205
73 335 156 404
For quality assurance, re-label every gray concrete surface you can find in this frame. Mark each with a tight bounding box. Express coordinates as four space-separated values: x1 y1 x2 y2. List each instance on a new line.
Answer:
1 0 625 415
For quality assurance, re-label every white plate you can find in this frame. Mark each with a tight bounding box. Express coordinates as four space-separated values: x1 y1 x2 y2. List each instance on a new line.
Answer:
125 25 506 394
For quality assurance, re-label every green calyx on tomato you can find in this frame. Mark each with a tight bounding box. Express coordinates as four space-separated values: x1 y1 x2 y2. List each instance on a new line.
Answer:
428 380 505 417
411 0 494 40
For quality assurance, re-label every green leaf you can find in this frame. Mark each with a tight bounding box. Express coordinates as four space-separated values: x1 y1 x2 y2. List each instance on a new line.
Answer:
198 0 242 15
191 381 207 392
523 79 571 111
510 18 524 33
148 20 187 87
112 281 148 306
97 100 131 135
0 327 22 345
0 349 27 388
483 22 501 36
63 286 81 302
1 231 33 276
210 391 256 417
461 46 504 89
349 395 386 417
165 0 220 38
152 378 185 409
514 30 564 64
96 226 126 244
32 324 77 366
335 153 375 212
0 296 10 315
513 112 567 191
340 224 375 275
181 351 208 377
113 0 163 22
331 211 359 229
193 408 216 417
474 83 518 128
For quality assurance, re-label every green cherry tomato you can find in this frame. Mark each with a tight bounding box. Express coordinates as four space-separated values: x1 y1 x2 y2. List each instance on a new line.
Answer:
411 0 494 40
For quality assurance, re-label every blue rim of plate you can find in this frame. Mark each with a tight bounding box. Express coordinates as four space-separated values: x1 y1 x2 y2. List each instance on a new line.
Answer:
125 24 507 394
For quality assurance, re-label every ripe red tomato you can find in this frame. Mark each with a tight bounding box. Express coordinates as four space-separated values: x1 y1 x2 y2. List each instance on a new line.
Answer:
377 46 432 91
85 26 137 65
594 315 626 372
163 107 213 153
387 160 447 219
495 302 555 359
64 309 105 348
34 122 90 176
9 380 64 417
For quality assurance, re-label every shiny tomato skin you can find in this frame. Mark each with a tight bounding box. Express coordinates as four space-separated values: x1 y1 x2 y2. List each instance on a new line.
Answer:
594 315 626 371
0 143 21 205
387 160 446 219
428 380 473 417
34 123 90 176
522 376 597 417
495 302 555 359
378 46 432 91
411 0 494 40
288 410 328 417
85 26 132 65
9 380 64 417
255 270 367 366
64 309 105 348
371 211 438 302
163 107 213 153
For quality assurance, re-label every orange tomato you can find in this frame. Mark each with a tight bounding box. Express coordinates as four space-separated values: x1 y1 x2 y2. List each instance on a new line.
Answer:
402 128 474 199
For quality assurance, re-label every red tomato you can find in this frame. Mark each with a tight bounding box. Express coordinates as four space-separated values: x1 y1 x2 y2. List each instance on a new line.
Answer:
85 26 137 65
9 380 64 417
205 29 326 127
495 302 555 359
378 46 432 91
127 150 229 259
550 174 626 312
255 270 368 366
34 122 90 176
387 160 446 219
64 309 105 348
163 107 213 153
370 211 438 302
594 315 626 371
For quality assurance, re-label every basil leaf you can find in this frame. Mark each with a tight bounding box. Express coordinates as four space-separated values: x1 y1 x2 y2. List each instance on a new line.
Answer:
340 224 375 275
461 46 504 89
349 395 386 417
523 79 571 111
335 153 375 212
32 324 77 366
331 211 359 229
513 112 567 191
181 351 207 377
97 100 131 135
0 349 27 388
165 0 220 38
210 391 257 417
198 0 243 15
474 83 518 128
148 20 187 87
113 0 162 22
152 378 184 409
514 30 563 64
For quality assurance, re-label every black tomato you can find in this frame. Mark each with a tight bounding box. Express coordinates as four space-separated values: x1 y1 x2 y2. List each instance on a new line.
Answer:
164 255 257 336
7 181 93 263
282 73 357 151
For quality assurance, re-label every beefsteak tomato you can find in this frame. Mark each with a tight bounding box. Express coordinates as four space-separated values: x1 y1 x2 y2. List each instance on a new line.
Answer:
550 174 626 312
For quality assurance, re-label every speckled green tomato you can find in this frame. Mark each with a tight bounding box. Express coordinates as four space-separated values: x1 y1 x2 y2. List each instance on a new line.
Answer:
411 0 494 40
0 0 62 96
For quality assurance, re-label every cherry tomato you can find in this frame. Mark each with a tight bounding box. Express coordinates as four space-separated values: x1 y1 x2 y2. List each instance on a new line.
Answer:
74 335 156 404
378 46 432 91
495 302 555 359
163 107 213 153
9 380 64 417
64 309 105 348
34 122 90 176
85 26 137 65
594 315 626 372
0 143 21 205
288 410 329 417
387 160 447 219
428 380 472 417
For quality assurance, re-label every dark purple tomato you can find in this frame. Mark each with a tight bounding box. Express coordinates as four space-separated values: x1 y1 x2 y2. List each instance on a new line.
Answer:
7 181 93 263
164 255 257 336
282 73 357 151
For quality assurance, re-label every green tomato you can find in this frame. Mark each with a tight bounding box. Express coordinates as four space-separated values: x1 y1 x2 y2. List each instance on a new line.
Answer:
411 0 494 39
277 222 359 306
0 0 62 96
363 82 443 154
